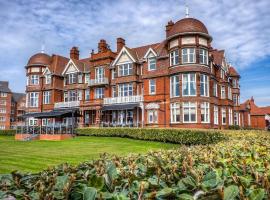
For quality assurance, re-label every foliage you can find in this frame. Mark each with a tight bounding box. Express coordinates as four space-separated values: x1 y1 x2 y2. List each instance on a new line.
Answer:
0 129 16 136
1 130 270 199
77 128 226 145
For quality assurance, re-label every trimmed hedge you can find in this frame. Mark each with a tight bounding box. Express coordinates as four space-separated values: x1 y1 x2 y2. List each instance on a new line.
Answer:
0 129 16 136
77 128 226 145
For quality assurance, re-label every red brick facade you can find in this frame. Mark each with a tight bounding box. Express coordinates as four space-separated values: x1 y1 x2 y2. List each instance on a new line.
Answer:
24 16 247 129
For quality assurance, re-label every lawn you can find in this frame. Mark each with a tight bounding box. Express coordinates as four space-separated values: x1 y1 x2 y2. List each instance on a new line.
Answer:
0 136 177 173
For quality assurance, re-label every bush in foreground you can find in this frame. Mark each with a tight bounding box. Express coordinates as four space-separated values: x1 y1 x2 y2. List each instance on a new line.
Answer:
77 128 226 145
0 129 16 136
0 131 269 199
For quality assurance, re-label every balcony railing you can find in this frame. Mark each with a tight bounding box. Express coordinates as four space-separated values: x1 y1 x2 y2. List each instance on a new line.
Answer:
54 101 80 109
88 78 108 86
104 95 143 105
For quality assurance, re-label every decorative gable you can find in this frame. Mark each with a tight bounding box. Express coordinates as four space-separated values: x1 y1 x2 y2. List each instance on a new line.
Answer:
143 48 157 59
62 60 79 75
112 46 136 66
43 67 51 75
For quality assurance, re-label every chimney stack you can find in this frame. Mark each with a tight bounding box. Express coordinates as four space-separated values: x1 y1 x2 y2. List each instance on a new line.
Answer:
166 20 174 37
98 39 108 53
70 47 79 60
117 38 125 53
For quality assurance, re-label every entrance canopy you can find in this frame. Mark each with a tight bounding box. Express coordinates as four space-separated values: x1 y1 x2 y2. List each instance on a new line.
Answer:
22 108 80 119
102 103 139 111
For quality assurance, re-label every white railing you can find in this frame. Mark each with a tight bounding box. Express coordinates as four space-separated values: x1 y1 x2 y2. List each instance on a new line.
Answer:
54 101 80 109
104 95 143 105
88 78 108 86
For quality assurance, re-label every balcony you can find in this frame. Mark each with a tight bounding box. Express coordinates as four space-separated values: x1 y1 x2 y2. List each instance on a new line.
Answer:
54 101 80 109
104 95 143 105
88 78 108 86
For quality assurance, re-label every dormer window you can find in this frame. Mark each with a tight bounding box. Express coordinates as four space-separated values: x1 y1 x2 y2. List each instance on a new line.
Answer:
170 49 179 66
45 74 51 84
67 73 77 84
182 48 195 64
199 49 208 65
148 57 156 71
118 63 132 76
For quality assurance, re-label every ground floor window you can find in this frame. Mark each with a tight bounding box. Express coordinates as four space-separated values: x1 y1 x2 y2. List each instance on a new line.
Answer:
29 118 38 126
0 125 5 130
170 103 180 123
214 106 219 125
229 108 233 125
183 102 197 123
234 112 239 125
148 110 158 124
201 102 210 123
222 108 226 125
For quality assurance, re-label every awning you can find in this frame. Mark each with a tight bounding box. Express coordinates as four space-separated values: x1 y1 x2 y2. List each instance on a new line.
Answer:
102 103 139 111
22 108 80 119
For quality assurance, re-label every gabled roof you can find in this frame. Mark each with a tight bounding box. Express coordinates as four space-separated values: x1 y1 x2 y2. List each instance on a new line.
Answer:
12 93 25 103
112 46 138 66
61 58 91 75
48 55 69 75
0 81 11 93
212 49 225 66
229 66 240 77
131 43 160 60
241 97 270 116
143 47 157 59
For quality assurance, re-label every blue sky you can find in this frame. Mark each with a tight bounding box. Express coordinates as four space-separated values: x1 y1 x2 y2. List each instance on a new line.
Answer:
0 0 269 106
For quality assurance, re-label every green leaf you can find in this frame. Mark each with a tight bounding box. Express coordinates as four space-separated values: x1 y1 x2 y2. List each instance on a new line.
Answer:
156 187 173 198
54 175 69 191
181 176 196 189
83 186 97 200
88 175 104 190
224 185 239 200
248 188 265 200
202 171 221 189
106 162 118 181
178 193 194 200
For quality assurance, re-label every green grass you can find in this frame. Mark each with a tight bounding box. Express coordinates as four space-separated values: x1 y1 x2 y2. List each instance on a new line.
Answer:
0 136 177 174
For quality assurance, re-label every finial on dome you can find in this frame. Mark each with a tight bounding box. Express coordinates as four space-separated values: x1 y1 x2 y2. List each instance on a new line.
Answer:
41 44 45 53
185 1 189 18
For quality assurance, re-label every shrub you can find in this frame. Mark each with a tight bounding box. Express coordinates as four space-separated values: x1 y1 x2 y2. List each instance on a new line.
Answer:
0 129 16 136
77 128 226 145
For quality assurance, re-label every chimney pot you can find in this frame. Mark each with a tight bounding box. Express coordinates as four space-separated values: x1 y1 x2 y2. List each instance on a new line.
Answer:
117 37 125 53
70 46 79 60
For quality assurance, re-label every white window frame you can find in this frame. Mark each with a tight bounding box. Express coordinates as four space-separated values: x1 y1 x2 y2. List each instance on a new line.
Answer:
148 110 158 124
201 102 210 123
229 108 233 125
68 73 77 84
43 91 51 104
29 92 39 107
45 74 51 84
233 111 239 126
182 73 196 96
0 109 6 113
222 108 226 125
170 49 179 66
95 67 104 81
170 75 180 97
199 48 208 64
221 86 226 99
170 103 180 123
182 48 196 64
183 102 197 123
30 75 39 85
118 63 132 76
0 93 7 97
85 73 90 84
148 57 156 71
95 88 104 99
228 87 232 100
213 82 218 97
149 79 156 95
85 89 90 101
118 83 133 97
200 74 209 97
214 106 219 125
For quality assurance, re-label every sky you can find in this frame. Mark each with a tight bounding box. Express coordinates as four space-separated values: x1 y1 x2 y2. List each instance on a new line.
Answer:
0 0 269 106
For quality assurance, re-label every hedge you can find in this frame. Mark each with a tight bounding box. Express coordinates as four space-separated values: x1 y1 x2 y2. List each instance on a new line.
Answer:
0 129 16 136
76 128 226 145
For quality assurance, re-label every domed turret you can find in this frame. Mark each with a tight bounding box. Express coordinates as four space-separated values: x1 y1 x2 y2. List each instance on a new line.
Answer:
27 53 51 66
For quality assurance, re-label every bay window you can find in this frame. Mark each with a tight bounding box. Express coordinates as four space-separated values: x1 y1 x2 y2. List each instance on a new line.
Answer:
85 89 90 101
43 91 51 104
233 94 238 105
214 106 219 125
29 92 39 107
213 82 218 97
183 102 197 123
183 73 196 96
201 102 210 123
68 90 77 101
148 57 156 71
118 83 133 97
170 75 180 97
95 88 104 99
199 49 208 64
170 103 180 123
30 75 39 85
148 110 158 123
182 48 195 64
170 49 179 66
229 108 233 125
222 108 226 125
200 74 209 97
45 74 51 84
118 63 132 76
228 87 232 100
149 79 156 95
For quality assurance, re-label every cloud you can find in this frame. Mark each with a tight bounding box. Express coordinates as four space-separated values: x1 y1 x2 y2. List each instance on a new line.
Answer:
0 0 269 103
